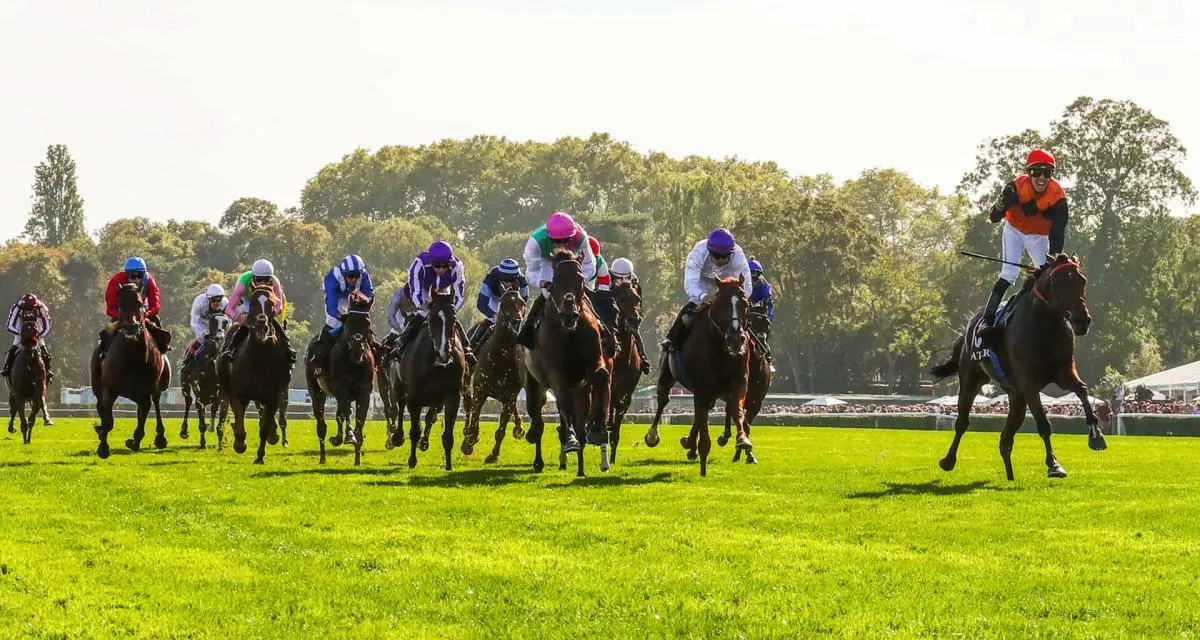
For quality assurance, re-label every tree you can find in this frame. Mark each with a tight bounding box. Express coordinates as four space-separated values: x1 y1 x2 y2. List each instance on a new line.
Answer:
219 197 282 236
24 144 86 247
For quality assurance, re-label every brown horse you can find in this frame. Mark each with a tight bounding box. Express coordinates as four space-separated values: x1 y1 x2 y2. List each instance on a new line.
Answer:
386 288 467 470
5 317 48 444
606 281 646 463
718 308 771 464
522 249 612 476
180 312 231 450
90 284 171 458
644 277 751 477
219 285 290 464
306 291 375 466
462 290 527 463
929 253 1106 480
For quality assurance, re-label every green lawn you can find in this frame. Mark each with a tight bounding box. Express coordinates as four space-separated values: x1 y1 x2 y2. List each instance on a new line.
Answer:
1 418 1198 639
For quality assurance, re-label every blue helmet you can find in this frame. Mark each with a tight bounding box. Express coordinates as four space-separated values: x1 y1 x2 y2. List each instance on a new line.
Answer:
748 257 763 274
339 254 365 276
706 228 736 254
427 241 455 264
124 256 147 273
497 258 520 280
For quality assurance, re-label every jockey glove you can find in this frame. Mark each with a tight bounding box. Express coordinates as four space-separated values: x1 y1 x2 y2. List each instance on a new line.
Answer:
988 203 1005 223
1001 182 1019 208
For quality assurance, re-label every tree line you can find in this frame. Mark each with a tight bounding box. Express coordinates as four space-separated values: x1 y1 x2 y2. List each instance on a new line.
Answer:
3 96 1197 394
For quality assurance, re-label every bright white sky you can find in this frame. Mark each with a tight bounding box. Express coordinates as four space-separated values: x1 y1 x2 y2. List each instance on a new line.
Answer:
2 0 1197 242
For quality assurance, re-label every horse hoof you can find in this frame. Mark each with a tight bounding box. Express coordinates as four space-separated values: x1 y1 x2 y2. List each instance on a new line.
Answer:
125 439 140 452
281 440 289 449
234 440 247 454
6 425 14 434
938 457 957 472
97 443 110 459
735 438 753 452
385 438 395 451
745 452 759 465
330 436 343 447
444 464 452 471
533 461 544 473
461 443 474 456
1048 465 1067 478
407 458 417 469
1088 434 1108 451
484 454 498 464
253 458 264 465
419 440 430 452
679 436 692 450
512 425 526 440
686 450 698 461
717 434 730 447
154 436 167 450
267 432 280 446
644 433 660 448
179 430 189 440
42 419 53 426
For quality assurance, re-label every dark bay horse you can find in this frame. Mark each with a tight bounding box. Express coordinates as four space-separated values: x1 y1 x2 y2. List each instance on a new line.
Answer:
719 308 771 464
6 317 48 444
607 281 646 463
375 347 401 446
306 291 375 466
180 312 231 449
522 250 612 476
462 290 527 463
929 253 1106 480
387 288 467 470
90 284 171 458
644 277 751 477
219 285 290 464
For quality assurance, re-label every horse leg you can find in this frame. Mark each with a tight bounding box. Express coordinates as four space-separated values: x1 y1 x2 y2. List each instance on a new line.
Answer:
609 393 629 464
354 393 370 467
644 365 674 448
96 393 115 458
40 400 51 426
255 404 276 464
1057 369 1107 451
999 394 1027 481
216 398 228 451
335 397 356 449
197 399 208 449
7 394 15 433
127 399 150 452
180 385 193 440
420 407 435 452
695 396 716 477
940 365 985 472
1025 391 1066 479
387 379 407 450
461 390 480 456
727 413 741 462
230 396 249 455
442 392 460 471
312 389 329 464
278 391 290 448
152 394 168 450
407 402 422 469
525 377 547 473
589 366 611 472
486 404 510 464
21 398 35 445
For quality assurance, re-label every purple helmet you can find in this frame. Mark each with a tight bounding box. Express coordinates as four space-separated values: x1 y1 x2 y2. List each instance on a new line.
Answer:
427 240 455 264
707 228 736 254
748 258 763 273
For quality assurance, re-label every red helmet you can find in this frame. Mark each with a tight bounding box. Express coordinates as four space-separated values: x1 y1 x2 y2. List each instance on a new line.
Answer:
18 293 41 310
1026 149 1056 169
588 236 601 256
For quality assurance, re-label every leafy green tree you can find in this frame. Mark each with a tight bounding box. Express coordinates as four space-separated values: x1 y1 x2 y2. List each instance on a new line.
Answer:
24 144 86 247
219 197 282 236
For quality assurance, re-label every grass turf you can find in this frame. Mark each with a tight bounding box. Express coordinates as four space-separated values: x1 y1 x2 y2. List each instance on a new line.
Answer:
1 418 1198 639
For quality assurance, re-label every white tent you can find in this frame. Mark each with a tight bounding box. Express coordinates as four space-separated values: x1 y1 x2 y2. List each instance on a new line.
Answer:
1124 360 1200 399
928 394 991 406
804 395 846 406
1051 393 1101 406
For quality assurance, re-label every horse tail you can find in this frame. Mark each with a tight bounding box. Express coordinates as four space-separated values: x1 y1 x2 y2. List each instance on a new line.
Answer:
929 335 963 382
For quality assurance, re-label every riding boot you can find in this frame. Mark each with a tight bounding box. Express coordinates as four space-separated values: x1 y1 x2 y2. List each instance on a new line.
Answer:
40 344 54 382
1 346 15 377
396 316 424 355
979 279 1011 344
277 323 297 367
633 329 652 375
454 319 477 367
517 294 546 349
219 326 246 364
660 303 696 353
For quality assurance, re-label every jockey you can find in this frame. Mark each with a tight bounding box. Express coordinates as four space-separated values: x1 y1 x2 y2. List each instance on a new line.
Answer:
979 149 1069 339
608 257 652 375
99 256 168 358
220 259 294 365
309 254 375 373
182 284 229 369
748 257 775 321
392 241 475 365
517 211 597 348
585 235 617 327
3 293 53 381
660 227 752 353
468 258 529 352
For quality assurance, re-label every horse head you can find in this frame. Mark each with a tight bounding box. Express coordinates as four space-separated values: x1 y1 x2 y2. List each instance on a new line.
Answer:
205 313 231 358
496 289 526 336
18 314 40 345
340 292 374 364
548 248 584 332
116 283 146 341
706 276 749 357
1034 253 1091 336
246 285 279 343
612 281 643 334
427 287 459 366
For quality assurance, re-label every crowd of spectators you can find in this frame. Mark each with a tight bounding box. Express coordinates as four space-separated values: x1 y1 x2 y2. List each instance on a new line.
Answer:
656 398 1200 416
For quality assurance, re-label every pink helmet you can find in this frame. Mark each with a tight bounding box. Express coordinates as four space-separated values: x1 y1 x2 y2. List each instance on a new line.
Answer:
546 211 576 241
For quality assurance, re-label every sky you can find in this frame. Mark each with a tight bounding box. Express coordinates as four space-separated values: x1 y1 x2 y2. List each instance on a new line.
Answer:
1 0 1198 242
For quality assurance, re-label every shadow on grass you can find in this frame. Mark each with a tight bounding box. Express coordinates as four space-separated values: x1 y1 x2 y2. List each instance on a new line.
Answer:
846 479 1003 499
368 466 532 489
252 465 406 478
544 471 674 488
0 460 83 468
626 458 693 468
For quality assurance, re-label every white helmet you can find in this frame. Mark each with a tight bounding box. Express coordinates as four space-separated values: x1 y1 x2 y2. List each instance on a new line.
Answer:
610 257 634 278
252 259 275 277
205 283 226 298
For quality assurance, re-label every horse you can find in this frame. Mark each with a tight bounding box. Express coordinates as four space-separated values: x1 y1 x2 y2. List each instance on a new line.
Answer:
522 249 612 477
643 277 751 477
606 281 646 463
5 317 48 444
462 290 527 463
375 342 401 446
180 312 231 450
306 290 376 466
218 284 290 464
719 308 771 464
386 288 467 470
929 253 1107 481
90 283 172 458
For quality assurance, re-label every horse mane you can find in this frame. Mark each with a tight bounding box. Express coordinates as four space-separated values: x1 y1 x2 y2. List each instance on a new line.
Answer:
550 248 577 267
250 283 280 308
